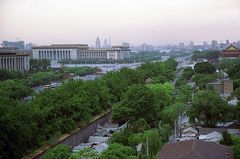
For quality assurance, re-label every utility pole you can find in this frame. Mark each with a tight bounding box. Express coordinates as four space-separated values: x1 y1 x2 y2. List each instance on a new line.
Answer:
174 119 177 141
146 138 149 159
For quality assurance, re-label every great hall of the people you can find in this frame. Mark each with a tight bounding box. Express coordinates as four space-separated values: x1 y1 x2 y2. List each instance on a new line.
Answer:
32 44 130 61
0 44 130 72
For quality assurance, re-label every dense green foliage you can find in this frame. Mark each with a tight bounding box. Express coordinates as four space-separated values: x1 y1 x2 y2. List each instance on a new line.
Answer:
65 67 98 76
187 61 219 89
182 67 194 80
41 145 72 159
194 62 216 74
232 135 240 159
0 79 32 99
220 132 234 146
188 90 229 127
0 70 25 81
192 73 218 89
100 143 136 159
30 59 51 71
191 51 218 61
0 59 178 159
219 58 240 71
109 128 164 159
227 62 240 80
112 85 158 124
30 71 64 86
0 79 111 158
70 148 99 159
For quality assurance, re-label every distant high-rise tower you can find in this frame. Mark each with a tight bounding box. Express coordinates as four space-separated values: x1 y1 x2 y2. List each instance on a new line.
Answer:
122 42 130 47
95 37 101 49
109 37 111 47
103 38 108 48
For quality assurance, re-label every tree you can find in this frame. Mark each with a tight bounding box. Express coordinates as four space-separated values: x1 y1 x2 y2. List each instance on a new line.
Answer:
109 129 133 146
188 90 229 127
0 70 25 81
232 135 240 159
192 73 218 89
30 59 51 71
161 102 184 126
112 85 157 124
100 143 136 159
147 83 174 110
102 68 143 102
70 148 99 159
220 131 234 146
234 87 240 100
41 145 72 159
194 62 216 74
192 51 218 61
182 67 194 80
227 63 240 79
0 80 32 99
177 84 193 103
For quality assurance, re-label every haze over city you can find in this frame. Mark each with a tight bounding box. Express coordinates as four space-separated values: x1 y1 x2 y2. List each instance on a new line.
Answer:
0 0 240 45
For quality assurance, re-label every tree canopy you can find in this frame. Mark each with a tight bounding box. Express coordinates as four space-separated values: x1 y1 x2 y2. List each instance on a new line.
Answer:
188 90 229 127
194 62 216 74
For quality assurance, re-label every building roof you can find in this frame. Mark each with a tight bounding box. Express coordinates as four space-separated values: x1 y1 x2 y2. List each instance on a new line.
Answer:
182 127 198 134
206 131 222 140
199 127 227 135
32 44 89 49
0 49 31 56
219 44 240 57
158 140 233 159
224 44 239 51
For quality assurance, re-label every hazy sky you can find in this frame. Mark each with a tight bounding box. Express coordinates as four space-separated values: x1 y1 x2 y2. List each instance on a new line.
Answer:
0 0 240 46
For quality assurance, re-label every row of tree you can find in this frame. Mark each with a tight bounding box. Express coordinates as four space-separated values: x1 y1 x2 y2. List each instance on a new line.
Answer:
0 59 178 159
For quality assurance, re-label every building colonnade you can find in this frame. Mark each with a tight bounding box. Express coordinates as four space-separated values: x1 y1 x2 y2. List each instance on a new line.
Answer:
38 50 71 60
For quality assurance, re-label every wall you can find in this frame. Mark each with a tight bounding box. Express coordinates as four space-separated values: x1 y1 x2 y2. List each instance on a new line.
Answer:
23 110 112 159
223 80 233 94
60 111 111 146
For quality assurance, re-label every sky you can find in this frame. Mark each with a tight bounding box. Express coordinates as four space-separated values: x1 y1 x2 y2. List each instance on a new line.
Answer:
0 0 240 46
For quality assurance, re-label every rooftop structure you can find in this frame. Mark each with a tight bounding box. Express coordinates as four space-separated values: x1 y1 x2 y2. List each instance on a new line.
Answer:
219 44 240 59
158 140 233 159
1 40 25 50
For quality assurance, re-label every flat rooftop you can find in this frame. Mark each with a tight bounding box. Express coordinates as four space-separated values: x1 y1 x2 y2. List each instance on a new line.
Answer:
32 44 89 49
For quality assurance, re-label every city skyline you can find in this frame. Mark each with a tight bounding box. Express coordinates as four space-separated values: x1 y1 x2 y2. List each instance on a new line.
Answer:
0 0 240 45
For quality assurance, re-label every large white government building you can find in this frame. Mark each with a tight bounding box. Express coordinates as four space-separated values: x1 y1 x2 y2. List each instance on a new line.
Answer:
0 49 31 72
32 44 130 61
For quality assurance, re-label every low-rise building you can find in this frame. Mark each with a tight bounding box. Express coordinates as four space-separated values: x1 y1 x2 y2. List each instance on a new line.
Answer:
206 79 233 97
32 44 130 62
0 49 31 72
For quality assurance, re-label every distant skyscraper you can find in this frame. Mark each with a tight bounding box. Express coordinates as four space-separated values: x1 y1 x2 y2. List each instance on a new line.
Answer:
187 41 194 51
122 42 130 47
226 40 230 48
103 38 108 48
211 40 219 50
108 37 111 47
1 40 25 50
95 37 101 49
25 43 33 50
178 42 185 50
203 41 208 50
